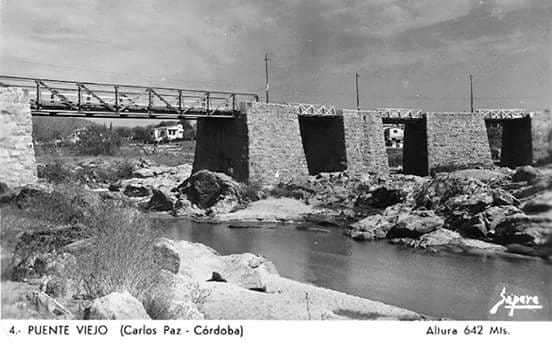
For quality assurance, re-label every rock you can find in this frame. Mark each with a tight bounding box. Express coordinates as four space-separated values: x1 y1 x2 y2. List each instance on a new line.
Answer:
0 181 10 194
416 229 462 247
448 169 509 184
522 191 552 214
166 239 278 290
13 183 55 207
346 215 394 241
493 214 552 246
62 238 95 254
444 192 494 214
387 210 444 239
147 187 178 211
0 181 15 204
133 168 155 178
11 225 88 280
30 291 72 318
85 291 150 320
355 186 403 209
304 213 342 227
145 270 204 320
506 244 537 256
452 213 489 239
413 175 489 210
43 276 67 298
207 272 227 282
483 205 524 234
512 166 541 184
213 198 313 222
492 189 519 206
123 183 151 197
176 170 244 210
153 238 180 274
208 194 241 215
513 182 549 200
221 253 279 291
161 301 205 320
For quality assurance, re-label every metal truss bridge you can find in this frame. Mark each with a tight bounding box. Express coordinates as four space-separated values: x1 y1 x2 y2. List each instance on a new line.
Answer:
0 75 259 119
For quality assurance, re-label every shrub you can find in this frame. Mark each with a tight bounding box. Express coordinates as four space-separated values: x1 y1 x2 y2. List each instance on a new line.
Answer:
75 125 121 156
242 180 264 202
73 204 161 300
39 160 72 184
115 160 135 180
15 184 99 226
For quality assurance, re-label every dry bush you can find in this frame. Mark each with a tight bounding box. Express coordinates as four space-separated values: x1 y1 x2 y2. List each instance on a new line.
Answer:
73 204 161 300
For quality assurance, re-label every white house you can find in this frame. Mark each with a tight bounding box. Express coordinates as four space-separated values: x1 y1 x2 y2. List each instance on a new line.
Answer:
384 126 404 148
150 123 184 143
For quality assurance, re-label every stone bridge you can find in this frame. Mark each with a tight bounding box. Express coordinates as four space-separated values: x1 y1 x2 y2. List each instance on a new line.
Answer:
1 86 551 188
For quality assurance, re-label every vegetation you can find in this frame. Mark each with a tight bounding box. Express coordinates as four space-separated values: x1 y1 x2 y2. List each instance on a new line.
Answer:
2 184 161 302
32 117 94 143
76 125 122 156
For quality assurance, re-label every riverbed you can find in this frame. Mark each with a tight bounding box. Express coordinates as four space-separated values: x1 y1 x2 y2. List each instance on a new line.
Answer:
156 218 552 320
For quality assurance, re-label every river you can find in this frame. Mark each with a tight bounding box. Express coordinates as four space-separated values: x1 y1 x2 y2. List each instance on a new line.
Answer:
156 218 552 320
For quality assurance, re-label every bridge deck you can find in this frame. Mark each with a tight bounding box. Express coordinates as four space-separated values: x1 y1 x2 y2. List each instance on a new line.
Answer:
0 75 258 119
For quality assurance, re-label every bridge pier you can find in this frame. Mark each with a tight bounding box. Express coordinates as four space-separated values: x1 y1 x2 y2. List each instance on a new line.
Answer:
0 88 37 188
193 102 309 184
342 110 389 175
425 113 493 174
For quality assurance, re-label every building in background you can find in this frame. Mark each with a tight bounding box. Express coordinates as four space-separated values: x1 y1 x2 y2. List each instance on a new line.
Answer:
150 123 184 143
384 126 404 148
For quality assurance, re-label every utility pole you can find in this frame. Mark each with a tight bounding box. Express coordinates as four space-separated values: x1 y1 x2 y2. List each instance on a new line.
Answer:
265 53 270 103
469 74 474 113
355 72 360 110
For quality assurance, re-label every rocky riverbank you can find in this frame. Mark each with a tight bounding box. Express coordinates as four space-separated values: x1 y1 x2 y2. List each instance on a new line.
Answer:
14 158 552 260
94 160 552 260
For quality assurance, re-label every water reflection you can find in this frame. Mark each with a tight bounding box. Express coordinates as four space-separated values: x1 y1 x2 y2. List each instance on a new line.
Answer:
156 217 552 320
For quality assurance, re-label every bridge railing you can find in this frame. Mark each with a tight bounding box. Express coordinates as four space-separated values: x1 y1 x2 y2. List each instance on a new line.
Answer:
0 75 258 118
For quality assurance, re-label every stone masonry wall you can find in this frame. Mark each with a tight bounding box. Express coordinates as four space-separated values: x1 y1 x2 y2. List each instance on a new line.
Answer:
245 102 309 184
426 113 493 174
342 109 389 175
0 88 37 188
530 110 552 164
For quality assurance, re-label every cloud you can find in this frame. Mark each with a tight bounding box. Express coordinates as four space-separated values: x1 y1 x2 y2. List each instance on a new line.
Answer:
0 0 550 111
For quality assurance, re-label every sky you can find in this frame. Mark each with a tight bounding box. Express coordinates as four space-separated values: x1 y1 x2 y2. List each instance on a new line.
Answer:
1 0 551 122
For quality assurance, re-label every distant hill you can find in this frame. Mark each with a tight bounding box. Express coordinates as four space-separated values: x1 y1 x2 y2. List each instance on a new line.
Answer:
32 117 95 142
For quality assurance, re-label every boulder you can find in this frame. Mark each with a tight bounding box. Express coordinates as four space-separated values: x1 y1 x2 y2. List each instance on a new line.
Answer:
387 210 444 239
346 215 394 241
522 191 552 214
133 168 155 178
145 270 204 320
512 166 541 184
355 186 403 209
176 170 244 209
221 253 279 291
147 187 178 211
123 183 151 197
85 291 150 320
483 205 524 234
416 229 462 247
413 175 489 210
167 239 278 290
153 238 180 274
493 214 552 246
